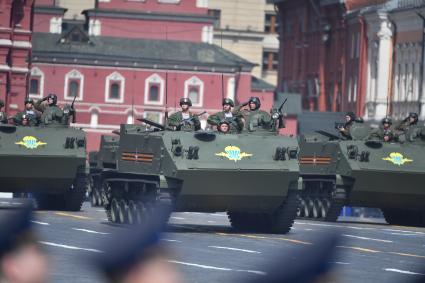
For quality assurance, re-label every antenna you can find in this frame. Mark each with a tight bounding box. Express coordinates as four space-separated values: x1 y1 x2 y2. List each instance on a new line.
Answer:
165 26 169 124
220 30 225 102
131 93 135 124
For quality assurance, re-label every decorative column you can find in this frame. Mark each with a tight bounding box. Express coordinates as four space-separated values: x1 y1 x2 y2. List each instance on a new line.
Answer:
374 12 393 120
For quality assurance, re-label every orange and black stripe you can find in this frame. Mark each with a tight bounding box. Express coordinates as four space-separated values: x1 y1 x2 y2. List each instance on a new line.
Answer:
121 152 154 163
299 156 332 165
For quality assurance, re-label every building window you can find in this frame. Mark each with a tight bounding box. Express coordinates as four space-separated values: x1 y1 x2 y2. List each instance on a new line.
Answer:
144 74 164 105
143 111 162 124
49 17 62 34
90 111 98 128
262 51 278 72
88 19 101 36
202 26 213 44
64 69 84 101
29 67 44 98
196 0 208 8
208 9 221 29
184 76 204 107
105 72 125 103
265 12 279 33
227 77 235 101
68 80 80 98
110 82 121 99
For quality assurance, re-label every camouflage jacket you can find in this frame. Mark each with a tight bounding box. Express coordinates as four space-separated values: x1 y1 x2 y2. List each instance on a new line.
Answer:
35 100 64 125
240 109 272 132
207 111 244 133
13 109 41 126
167 111 201 131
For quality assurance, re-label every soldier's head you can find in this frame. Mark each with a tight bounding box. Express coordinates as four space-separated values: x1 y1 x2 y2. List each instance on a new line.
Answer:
47 94 57 106
218 120 230 133
179 98 192 111
0 202 48 283
383 130 393 142
345 112 356 123
24 98 34 110
408 112 418 125
248 97 261 111
381 117 392 129
222 98 234 112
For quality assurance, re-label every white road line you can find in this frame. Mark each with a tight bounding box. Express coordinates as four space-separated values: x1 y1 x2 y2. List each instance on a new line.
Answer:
161 239 182 243
304 228 313 231
31 220 49 226
96 210 105 212
295 221 374 231
384 268 425 275
332 262 350 265
207 221 216 223
72 228 109 235
168 260 266 275
342 234 393 243
209 213 227 217
171 217 185 220
390 233 419 236
384 229 425 236
39 241 103 253
208 246 261 254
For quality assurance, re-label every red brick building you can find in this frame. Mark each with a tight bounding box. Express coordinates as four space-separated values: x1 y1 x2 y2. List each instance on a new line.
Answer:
28 0 284 151
269 0 385 117
0 0 34 114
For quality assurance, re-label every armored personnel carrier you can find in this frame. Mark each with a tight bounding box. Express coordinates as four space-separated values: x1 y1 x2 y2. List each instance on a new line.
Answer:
88 135 120 206
98 120 302 234
298 122 425 227
0 124 87 211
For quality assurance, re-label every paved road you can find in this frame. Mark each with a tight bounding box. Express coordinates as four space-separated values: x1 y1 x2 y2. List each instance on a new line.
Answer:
24 203 425 282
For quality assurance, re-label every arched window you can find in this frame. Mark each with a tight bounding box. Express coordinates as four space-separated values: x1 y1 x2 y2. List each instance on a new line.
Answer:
64 69 84 101
184 76 204 107
110 83 120 99
149 85 159 101
68 81 79 97
144 74 164 105
105 72 125 103
29 67 44 98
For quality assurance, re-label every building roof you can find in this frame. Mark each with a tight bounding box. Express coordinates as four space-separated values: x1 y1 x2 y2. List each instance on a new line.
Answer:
34 5 67 15
32 33 255 73
267 0 345 5
251 76 276 92
274 92 302 116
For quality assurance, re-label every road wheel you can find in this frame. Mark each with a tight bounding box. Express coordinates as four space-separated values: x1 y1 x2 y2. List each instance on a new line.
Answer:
90 188 98 207
111 198 120 223
119 199 129 224
127 200 137 224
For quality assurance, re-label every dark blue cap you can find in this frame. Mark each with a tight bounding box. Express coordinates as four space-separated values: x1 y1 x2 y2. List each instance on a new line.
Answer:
246 231 340 283
92 203 172 279
0 200 33 257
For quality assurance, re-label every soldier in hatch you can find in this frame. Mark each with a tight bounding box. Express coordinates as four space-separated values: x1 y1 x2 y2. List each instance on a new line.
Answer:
396 112 419 133
382 130 394 143
207 98 244 133
370 117 393 140
217 119 231 134
35 93 64 125
166 98 201 132
337 112 356 139
235 97 272 132
13 98 41 126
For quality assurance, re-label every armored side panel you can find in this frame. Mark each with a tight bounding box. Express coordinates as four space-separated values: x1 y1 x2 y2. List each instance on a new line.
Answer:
0 125 86 194
98 135 119 169
103 124 301 233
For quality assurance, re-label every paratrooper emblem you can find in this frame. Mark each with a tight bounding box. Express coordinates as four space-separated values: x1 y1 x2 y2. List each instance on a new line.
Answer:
382 152 412 166
215 146 252 162
15 136 47 149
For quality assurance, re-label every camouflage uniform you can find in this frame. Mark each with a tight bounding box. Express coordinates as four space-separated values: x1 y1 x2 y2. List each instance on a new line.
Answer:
13 109 41 126
235 97 273 132
207 111 244 133
167 111 201 132
35 99 64 125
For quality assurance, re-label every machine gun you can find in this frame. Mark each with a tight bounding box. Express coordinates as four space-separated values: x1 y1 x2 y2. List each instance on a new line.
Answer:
271 98 288 129
137 118 165 131
335 122 345 130
177 111 206 130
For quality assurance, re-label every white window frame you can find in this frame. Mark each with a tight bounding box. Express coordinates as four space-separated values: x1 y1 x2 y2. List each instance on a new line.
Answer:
158 0 180 3
144 73 165 106
347 77 352 103
202 25 213 44
88 19 101 36
143 111 163 124
49 17 62 34
90 110 99 128
353 77 358 102
105 71 125 103
196 0 208 8
227 77 235 101
64 69 84 101
29 67 44 99
184 76 204 107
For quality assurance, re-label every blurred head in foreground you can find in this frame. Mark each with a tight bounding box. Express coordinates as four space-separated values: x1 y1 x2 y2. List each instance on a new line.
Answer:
246 231 341 283
93 204 182 283
0 201 48 283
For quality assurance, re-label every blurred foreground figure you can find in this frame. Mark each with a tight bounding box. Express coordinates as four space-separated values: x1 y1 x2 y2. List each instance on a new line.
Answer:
93 204 182 283
247 231 340 283
0 201 48 283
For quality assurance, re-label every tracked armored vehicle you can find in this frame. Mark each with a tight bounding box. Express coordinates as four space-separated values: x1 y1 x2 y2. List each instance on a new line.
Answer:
298 122 425 227
88 135 120 206
99 120 302 234
0 124 87 211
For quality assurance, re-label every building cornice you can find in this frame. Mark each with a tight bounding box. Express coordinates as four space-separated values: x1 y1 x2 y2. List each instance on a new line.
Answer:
34 5 67 15
83 8 215 24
